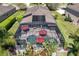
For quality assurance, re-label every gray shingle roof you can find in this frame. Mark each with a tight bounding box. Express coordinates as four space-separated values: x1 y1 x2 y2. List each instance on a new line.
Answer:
65 4 79 17
24 6 56 23
0 5 15 16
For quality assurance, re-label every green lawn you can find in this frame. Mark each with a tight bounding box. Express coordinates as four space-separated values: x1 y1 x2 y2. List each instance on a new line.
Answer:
52 11 79 47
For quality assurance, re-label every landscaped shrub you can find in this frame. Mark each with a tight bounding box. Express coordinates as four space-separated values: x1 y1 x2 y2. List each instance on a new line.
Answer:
64 16 72 22
54 14 58 19
0 27 16 55
0 27 7 43
0 47 9 56
0 27 6 38
53 11 64 20
15 10 25 22
2 37 16 49
16 15 23 22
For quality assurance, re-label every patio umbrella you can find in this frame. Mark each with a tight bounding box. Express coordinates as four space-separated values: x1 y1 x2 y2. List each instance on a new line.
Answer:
36 37 44 43
27 35 36 44
39 29 47 36
20 25 29 31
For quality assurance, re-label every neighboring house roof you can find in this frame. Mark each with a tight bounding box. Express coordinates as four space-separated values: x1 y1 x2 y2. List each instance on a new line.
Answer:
0 5 15 16
0 5 16 22
65 4 79 17
21 6 56 23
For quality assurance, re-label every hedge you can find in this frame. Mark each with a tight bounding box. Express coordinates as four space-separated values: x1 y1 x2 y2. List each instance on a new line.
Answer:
8 21 19 35
0 10 25 30
0 14 16 30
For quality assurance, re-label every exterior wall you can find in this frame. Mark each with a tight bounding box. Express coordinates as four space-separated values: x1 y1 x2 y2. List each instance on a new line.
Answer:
65 11 79 25
0 7 16 22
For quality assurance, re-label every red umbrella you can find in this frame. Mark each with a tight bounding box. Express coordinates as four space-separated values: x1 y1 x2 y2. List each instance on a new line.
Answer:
36 37 44 43
39 29 47 36
20 25 29 30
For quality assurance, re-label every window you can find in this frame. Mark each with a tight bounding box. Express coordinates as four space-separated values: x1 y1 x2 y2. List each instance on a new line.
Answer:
32 15 45 22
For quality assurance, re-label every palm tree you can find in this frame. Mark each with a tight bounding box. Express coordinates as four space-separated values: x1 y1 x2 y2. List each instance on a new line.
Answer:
67 43 78 56
0 27 16 55
0 27 7 43
67 33 79 56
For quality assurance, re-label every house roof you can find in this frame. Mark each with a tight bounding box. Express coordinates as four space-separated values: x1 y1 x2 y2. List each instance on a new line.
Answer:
65 4 79 17
0 5 15 16
21 6 56 24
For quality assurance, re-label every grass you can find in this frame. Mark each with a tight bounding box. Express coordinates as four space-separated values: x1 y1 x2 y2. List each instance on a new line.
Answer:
52 11 79 47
